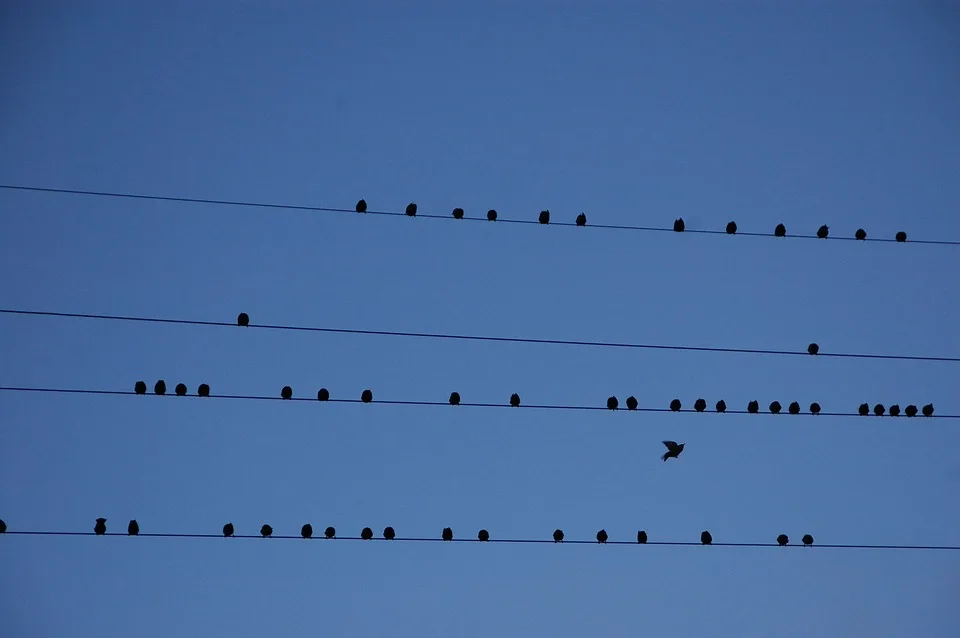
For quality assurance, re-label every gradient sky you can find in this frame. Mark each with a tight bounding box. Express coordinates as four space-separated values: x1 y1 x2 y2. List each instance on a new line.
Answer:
1 2 959 636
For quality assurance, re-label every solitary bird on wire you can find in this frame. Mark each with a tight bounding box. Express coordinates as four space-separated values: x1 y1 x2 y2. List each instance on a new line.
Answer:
922 403 934 417
777 534 789 546
324 526 336 539
317 388 330 401
789 401 801 415
135 381 147 394
442 527 454 541
858 403 870 416
775 223 787 237
905 404 918 417
478 529 489 542
889 404 901 417
637 530 648 544
817 225 829 239
452 207 464 219
260 524 273 538
510 393 521 407
662 440 685 462
802 534 814 546
553 529 564 542
607 396 619 410
810 402 822 415
405 203 417 217
694 398 707 412
701 531 713 545
222 523 234 537
596 529 608 543
175 383 187 396
154 380 167 395
716 400 727 413
873 404 885 416
361 389 373 403
384 527 396 540
670 399 682 412
301 524 313 539
94 518 107 535
808 343 819 355
0 519 6 533
355 199 367 213
361 527 374 540
237 312 250 326
281 386 293 400
673 218 685 232
726 221 737 234
626 396 638 411
576 213 587 226
487 209 497 221
538 209 550 224
770 401 782 414
449 392 461 405
855 228 867 240
896 231 907 242
127 520 139 536
747 400 760 414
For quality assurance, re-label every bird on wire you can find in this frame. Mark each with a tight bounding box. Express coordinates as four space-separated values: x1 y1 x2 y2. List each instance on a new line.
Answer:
355 199 367 213
94 518 107 535
553 529 564 542
597 529 608 543
701 531 713 545
777 534 789 546
576 213 587 226
452 207 464 219
237 312 250 326
637 530 648 544
384 526 396 540
478 529 490 541
538 210 550 224
442 527 454 541
325 526 335 539
260 524 273 538
626 396 638 410
127 520 139 536
317 388 330 401
716 399 727 413
673 218 685 232
222 523 234 537
361 527 374 540
301 524 313 539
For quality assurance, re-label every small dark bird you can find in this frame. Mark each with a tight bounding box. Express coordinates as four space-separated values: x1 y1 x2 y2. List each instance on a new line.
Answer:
922 403 934 417
301 524 313 539
637 530 648 544
127 520 139 536
673 218 685 232
317 388 330 401
770 401 782 414
0 519 6 533
237 312 250 327
889 404 901 417
662 440 685 462
670 399 682 412
538 210 550 224
873 404 885 416
817 225 829 239
175 383 187 396
260 524 273 538
716 400 727 413
808 343 819 355
452 207 464 219
135 380 147 394
694 398 707 413
553 529 564 542
777 534 789 546
487 209 497 221
94 518 107 535
324 526 335 539
222 523 234 537
384 526 396 540
510 393 521 407
802 534 814 546
895 231 907 242
789 401 800 415
810 402 821 415
198 384 210 397
361 527 374 540
905 404 918 417
281 386 293 400
596 529 608 543
361 389 373 403
626 396 638 411
478 529 489 542
576 213 587 226
449 392 461 405
858 403 869 416
607 396 619 410
701 531 712 545
748 400 760 414
154 380 167 395
405 203 417 217
774 223 786 237
726 221 737 234
355 199 367 213
442 527 454 541
855 228 867 240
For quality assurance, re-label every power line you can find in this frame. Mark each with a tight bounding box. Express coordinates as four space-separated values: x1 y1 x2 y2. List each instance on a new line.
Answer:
3 308 957 364
0 385 949 419
2 183 957 246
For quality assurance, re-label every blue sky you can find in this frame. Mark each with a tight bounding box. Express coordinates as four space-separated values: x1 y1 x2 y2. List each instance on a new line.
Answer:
1 1 959 636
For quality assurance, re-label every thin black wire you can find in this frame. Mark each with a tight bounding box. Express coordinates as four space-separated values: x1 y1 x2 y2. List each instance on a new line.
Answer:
2 309 957 364
3 530 956 551
2 184 957 246
0 386 951 419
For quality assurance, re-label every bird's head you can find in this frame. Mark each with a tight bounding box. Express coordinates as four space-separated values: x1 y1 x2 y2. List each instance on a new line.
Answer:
96 518 106 523
677 443 685 451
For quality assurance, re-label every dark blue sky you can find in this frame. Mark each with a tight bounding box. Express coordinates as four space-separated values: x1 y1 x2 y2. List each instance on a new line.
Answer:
2 2 959 636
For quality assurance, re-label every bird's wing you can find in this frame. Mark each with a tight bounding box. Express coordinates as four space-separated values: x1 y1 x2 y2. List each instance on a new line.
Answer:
663 440 678 449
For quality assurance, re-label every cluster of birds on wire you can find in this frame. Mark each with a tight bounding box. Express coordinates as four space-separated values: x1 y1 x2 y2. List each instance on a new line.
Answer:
356 199 910 242
0 518 816 547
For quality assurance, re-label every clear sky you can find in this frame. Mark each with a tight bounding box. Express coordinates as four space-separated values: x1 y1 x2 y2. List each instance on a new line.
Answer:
1 1 959 636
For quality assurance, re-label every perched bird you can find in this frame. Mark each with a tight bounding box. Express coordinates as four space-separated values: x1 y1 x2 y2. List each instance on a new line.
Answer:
662 440 685 462
222 523 234 537
626 396 639 411
747 400 760 414
596 529 608 543
175 383 187 396
716 400 727 413
198 384 210 397
260 524 273 538
510 393 521 407
281 386 293 400
777 534 789 546
127 520 139 536
889 404 901 417
701 531 712 545
405 203 417 217
855 228 867 240
355 199 367 213
154 380 167 395
361 527 374 540
726 221 737 234
449 392 461 405
361 389 373 403
802 534 814 546
94 518 107 535
442 527 454 541
769 401 782 414
789 401 801 415
317 388 330 401
922 403 934 417
324 526 336 539
135 381 147 394
858 403 869 416
607 396 619 410
237 312 250 327
810 402 822 415
384 526 396 540
817 225 829 239
694 398 707 413
553 529 564 542
774 223 787 237
673 218 685 232
637 530 648 544
452 207 464 219
808 343 819 355
895 231 907 242
670 399 682 412
487 209 497 221
538 210 550 224
576 213 587 226
478 529 490 542
301 524 313 539
873 404 885 416
905 404 918 417
0 519 6 533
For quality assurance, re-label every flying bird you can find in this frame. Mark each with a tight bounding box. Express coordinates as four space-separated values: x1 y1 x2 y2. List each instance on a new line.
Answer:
802 534 814 546
260 524 273 538
237 312 250 326
538 210 550 224
301 524 313 539
747 400 759 414
324 526 336 539
317 388 330 401
873 404 885 416
198 383 210 397
478 529 490 541
127 520 139 536
905 404 918 417
670 399 682 412
384 526 396 540
442 527 454 541
637 530 648 544
281 386 293 400
607 396 619 410
810 402 822 414
855 228 867 240
405 203 417 217
858 403 869 416
726 221 737 234
788 401 801 415
510 393 521 407
694 398 707 412
673 218 685 232
135 381 147 395
769 401 782 414
808 343 819 355
922 403 934 417
701 531 712 545
596 529 608 543
626 396 638 411
553 529 564 542
487 209 497 221
889 404 901 417
777 534 789 546
449 392 461 405
154 380 167 395
94 518 107 535
361 527 374 540
452 207 464 219
774 223 786 237
662 440 685 462
355 199 367 213
175 383 187 396
222 523 234 537
576 213 587 226
361 389 373 403
716 400 727 413
895 231 907 242
817 225 829 239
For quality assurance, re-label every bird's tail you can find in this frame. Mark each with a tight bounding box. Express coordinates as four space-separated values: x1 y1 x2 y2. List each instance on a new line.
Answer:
662 453 669 462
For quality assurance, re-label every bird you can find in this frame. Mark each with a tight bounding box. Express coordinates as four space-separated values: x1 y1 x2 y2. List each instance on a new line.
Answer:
442 527 454 541
175 383 187 396
553 529 564 542
808 342 819 355
127 520 139 536
198 384 210 397
324 526 335 539
405 203 417 217
777 534 789 546
905 404 918 417
802 534 814 546
770 401 782 414
626 396 638 411
301 524 313 539
607 396 619 410
596 529 608 543
260 524 273 538
716 400 727 413
134 381 147 394
694 398 707 412
0 519 6 533
154 380 167 395
896 231 907 242
673 218 685 232
361 389 373 403
873 404 885 416
810 402 822 415
789 401 800 415
701 531 712 545
637 530 648 544
817 225 829 239
281 386 293 400
922 403 934 417
361 527 374 540
478 529 490 542
94 518 107 535
858 403 869 416
449 392 461 405
487 209 497 221
889 404 901 417
510 393 521 407
662 440 685 462
669 399 682 412
384 526 396 540
855 228 867 240
774 223 786 237
747 400 760 414
538 210 550 224
452 207 464 219
222 523 234 537
576 213 587 226
726 221 737 234
317 388 330 401
237 312 250 327
355 199 367 213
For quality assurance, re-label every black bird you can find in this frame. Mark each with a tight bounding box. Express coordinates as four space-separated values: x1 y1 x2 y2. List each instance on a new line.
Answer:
873 404 885 416
94 518 107 535
895 231 907 242
0 519 6 533
198 383 210 397
905 404 918 417
135 381 147 395
596 529 608 543
553 529 564 542
361 527 374 540
626 396 638 411
777 534 789 546
510 393 521 407
808 343 819 355
260 524 273 538
405 203 417 217
889 404 901 417
922 403 934 417
384 526 396 540
747 400 760 414
361 389 373 403
694 398 707 412
701 531 712 545
673 218 685 232
662 440 685 462
355 199 367 213
452 207 464 219
769 401 782 414
802 534 814 546
175 383 187 396
237 312 250 326
576 213 587 226
487 209 497 221
478 529 490 542
855 228 867 240
858 403 869 416
810 402 822 414
223 523 234 537
442 527 454 541
317 388 330 401
716 400 727 413
774 223 787 237
789 401 800 415
670 399 682 412
301 524 313 539
449 392 461 405
538 210 550 224
127 520 139 536
637 530 648 544
817 225 829 239
607 396 619 410
154 380 167 395
324 526 336 539
281 386 293 400
726 221 737 234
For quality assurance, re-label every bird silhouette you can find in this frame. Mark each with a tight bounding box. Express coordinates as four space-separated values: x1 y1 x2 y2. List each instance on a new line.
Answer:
873 404 885 416
889 404 901 417
355 199 367 213
817 225 829 239
175 383 187 396
0 519 6 533
726 221 737 234
662 440 685 462
673 218 685 232
384 526 396 540
637 530 648 544
808 343 819 355
670 399 682 412
895 231 907 242
449 392 461 405
324 526 336 539
774 223 786 237
478 529 490 542
694 398 707 412
154 380 166 395
442 527 454 541
538 210 550 224
301 524 313 539
802 534 814 546
281 386 293 400
127 520 139 536
198 383 210 397
317 388 330 401
786 401 799 415
94 518 107 535
905 404 918 417
596 529 608 543
810 402 822 414
747 400 759 414
405 203 417 217
553 529 564 542
777 534 789 546
260 524 272 538
222 523 234 537
510 393 521 407
716 400 727 413
770 401 782 414
452 207 464 219
858 403 869 416
922 403 934 417
135 381 147 395
607 396 619 410
487 209 497 221
701 531 712 545
576 213 587 226
626 396 638 411
361 389 373 403
855 228 867 240
237 312 250 326
361 527 374 540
